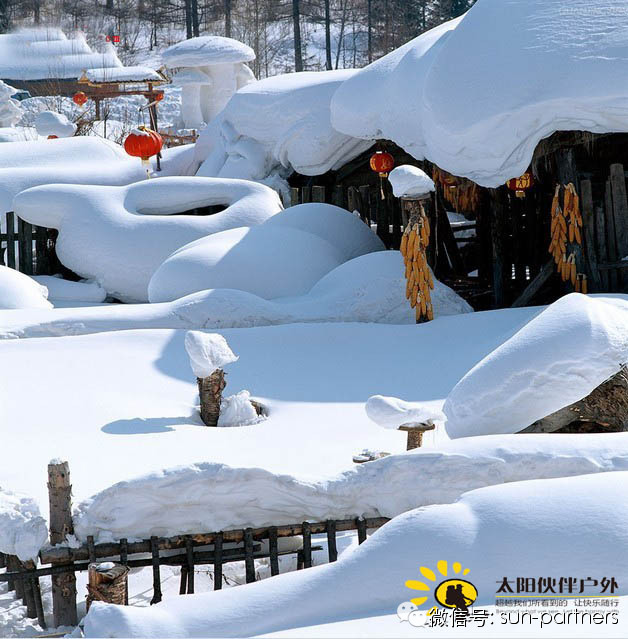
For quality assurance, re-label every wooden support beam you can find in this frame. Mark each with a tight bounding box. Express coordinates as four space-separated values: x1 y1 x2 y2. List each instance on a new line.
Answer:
150 537 162 605
185 537 195 594
269 527 279 577
48 461 77 628
580 179 602 293
214 532 223 590
489 188 507 307
326 520 337 563
244 528 255 584
356 518 367 545
301 522 312 569
511 260 554 308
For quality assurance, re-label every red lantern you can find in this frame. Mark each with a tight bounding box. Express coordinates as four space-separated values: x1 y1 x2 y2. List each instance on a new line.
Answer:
72 91 88 107
369 151 395 176
154 92 164 102
507 172 534 198
124 126 163 164
47 135 58 140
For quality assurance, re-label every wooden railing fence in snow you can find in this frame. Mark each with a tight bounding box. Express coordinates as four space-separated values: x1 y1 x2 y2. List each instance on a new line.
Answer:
0 211 58 275
0 461 390 628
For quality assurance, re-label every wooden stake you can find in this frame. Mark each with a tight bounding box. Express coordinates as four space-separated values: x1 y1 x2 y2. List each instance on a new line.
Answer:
48 461 77 628
86 563 129 611
398 421 436 450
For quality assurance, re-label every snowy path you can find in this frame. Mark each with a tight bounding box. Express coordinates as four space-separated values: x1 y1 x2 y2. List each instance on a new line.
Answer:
0 308 537 507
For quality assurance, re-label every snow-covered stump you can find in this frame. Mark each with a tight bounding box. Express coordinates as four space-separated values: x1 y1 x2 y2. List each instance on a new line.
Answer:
47 460 78 628
522 366 628 434
185 331 238 427
197 369 227 428
86 563 129 611
398 421 435 450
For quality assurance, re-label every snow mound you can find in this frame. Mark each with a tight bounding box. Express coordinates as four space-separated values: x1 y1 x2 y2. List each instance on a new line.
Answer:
73 432 628 544
194 70 373 181
0 266 52 309
184 331 238 378
83 471 628 637
0 80 23 128
147 203 384 303
444 294 628 438
32 276 107 303
14 177 283 302
163 35 255 66
34 110 76 138
0 487 48 562
365 395 444 429
388 165 435 199
218 390 260 427
333 1 628 187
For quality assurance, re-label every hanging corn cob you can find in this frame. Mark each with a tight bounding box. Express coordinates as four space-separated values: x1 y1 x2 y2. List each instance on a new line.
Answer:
548 183 587 291
400 207 434 322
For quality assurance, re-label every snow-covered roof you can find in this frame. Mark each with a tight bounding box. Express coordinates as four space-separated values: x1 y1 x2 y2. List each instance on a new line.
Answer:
83 66 164 84
0 29 122 81
162 35 255 68
331 0 628 188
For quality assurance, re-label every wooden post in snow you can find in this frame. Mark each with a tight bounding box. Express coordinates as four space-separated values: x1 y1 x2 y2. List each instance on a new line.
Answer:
48 461 78 628
398 421 436 450
86 563 129 611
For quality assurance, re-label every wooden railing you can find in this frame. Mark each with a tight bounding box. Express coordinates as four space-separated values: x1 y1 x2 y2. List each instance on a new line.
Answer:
1 211 57 275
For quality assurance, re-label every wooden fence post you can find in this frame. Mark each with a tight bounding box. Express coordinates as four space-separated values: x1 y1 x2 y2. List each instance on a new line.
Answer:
48 461 78 628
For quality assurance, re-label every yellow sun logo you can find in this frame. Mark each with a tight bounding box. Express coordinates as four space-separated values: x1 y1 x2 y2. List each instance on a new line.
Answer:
406 560 476 609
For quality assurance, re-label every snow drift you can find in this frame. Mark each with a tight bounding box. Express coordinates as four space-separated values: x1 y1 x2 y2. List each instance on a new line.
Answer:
83 471 628 637
0 487 48 562
14 177 283 302
0 266 52 309
194 70 373 183
147 203 385 303
332 0 628 187
74 432 628 543
444 294 628 438
0 252 472 339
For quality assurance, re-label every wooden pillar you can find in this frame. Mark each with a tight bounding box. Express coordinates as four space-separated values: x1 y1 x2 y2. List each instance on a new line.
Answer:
48 461 77 628
489 187 507 307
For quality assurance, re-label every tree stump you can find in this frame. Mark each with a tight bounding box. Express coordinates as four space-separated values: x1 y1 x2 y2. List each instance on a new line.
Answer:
398 421 436 450
86 563 129 611
522 366 628 433
197 369 226 427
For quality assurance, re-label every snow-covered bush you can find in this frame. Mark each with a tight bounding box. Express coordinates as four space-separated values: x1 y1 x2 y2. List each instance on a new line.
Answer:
14 177 283 302
444 294 628 439
0 266 52 310
0 80 23 127
34 110 76 138
148 203 385 303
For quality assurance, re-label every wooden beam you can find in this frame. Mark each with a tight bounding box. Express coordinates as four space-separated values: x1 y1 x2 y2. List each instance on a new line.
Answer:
511 260 554 307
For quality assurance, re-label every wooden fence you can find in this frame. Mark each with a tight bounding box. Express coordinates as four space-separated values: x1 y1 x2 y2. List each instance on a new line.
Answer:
0 211 57 275
0 462 389 629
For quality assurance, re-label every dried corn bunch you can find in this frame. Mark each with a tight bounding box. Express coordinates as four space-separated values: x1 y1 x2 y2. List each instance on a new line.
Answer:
432 166 480 212
400 211 434 322
548 183 587 292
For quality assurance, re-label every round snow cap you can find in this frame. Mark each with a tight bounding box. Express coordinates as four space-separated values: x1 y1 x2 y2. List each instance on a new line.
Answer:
163 35 255 68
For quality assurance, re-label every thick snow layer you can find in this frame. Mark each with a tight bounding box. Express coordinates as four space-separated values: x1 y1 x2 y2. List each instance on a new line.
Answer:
14 177 283 302
0 308 546 508
388 165 434 199
333 1 628 187
0 137 149 215
84 66 163 83
0 30 122 81
194 70 372 180
0 266 52 310
444 294 628 438
0 80 22 128
0 487 48 562
184 331 238 378
163 35 255 67
0 252 472 339
148 203 384 303
218 390 259 428
83 471 628 637
73 432 628 545
365 395 444 429
330 18 461 163
32 276 107 303
34 110 76 138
